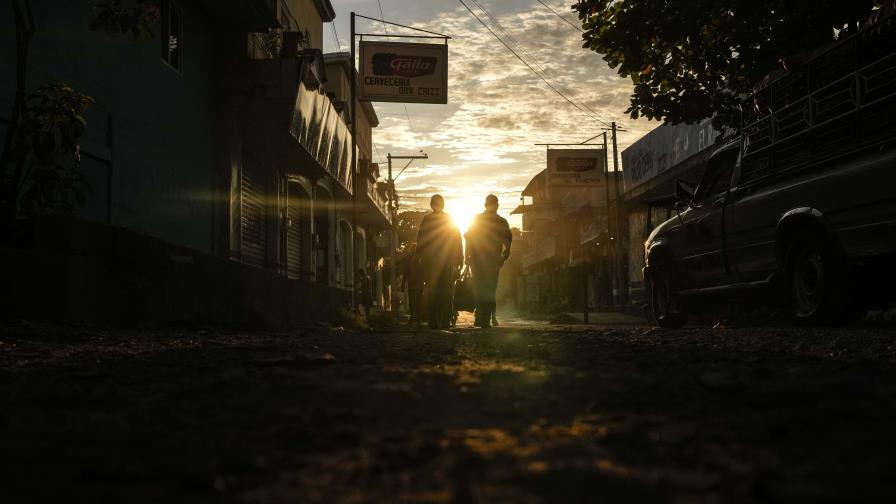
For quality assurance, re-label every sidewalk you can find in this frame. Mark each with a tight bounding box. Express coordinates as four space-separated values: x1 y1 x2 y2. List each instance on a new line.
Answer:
558 309 648 326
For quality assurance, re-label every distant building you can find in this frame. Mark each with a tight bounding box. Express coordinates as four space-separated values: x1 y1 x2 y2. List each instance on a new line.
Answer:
322 51 392 307
511 167 621 313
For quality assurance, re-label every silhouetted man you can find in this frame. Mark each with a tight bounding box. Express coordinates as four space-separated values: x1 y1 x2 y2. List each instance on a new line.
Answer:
415 195 463 329
465 194 512 328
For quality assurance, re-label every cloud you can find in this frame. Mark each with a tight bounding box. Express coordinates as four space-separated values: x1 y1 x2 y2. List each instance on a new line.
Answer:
326 1 657 225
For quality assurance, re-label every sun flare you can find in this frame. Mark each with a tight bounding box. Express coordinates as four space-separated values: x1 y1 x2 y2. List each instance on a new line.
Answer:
448 198 481 235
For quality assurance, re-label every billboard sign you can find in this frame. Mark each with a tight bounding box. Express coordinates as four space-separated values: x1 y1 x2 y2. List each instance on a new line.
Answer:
359 41 448 104
546 148 605 186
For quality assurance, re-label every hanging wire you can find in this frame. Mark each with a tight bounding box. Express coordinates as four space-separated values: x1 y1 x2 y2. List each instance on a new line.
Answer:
535 0 583 32
470 0 612 127
372 0 421 145
330 21 342 52
376 0 389 33
457 0 611 128
394 158 416 180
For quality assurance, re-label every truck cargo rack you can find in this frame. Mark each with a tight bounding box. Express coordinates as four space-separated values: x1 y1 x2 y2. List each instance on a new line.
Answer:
740 12 896 185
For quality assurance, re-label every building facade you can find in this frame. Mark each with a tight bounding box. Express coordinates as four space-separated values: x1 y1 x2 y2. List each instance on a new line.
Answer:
620 118 727 302
1 0 392 323
512 167 621 313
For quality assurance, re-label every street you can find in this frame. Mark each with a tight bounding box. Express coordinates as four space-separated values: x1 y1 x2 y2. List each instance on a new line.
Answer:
3 318 896 503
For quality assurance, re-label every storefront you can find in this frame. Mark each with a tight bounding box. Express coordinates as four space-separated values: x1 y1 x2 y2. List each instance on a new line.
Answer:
621 118 727 302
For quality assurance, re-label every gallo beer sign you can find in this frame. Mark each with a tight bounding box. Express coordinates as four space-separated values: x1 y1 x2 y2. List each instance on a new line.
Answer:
546 148 606 186
359 41 448 104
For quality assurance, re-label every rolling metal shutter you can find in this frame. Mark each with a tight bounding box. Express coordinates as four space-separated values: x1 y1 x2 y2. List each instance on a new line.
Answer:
241 161 266 268
286 184 302 278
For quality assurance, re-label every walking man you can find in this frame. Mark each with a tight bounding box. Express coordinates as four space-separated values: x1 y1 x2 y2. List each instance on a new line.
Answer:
415 195 463 329
465 194 512 328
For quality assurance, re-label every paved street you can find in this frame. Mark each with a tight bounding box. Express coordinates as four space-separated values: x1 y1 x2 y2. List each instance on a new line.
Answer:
3 319 896 503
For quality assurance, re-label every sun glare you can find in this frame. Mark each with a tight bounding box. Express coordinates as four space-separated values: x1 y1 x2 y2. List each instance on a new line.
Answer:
449 199 480 235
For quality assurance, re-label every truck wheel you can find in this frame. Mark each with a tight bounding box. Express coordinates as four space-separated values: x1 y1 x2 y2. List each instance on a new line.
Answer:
648 260 687 328
785 232 847 326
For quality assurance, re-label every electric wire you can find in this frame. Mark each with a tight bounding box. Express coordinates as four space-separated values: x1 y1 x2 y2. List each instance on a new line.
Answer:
376 0 389 33
374 0 420 144
457 0 611 127
470 0 611 126
395 158 415 180
535 0 583 32
330 21 342 52
466 0 611 127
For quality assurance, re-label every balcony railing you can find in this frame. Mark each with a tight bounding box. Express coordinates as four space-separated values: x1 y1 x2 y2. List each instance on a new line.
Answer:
740 11 896 185
364 177 392 224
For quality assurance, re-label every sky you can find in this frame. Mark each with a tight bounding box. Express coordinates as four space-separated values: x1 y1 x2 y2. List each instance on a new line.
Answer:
322 0 656 230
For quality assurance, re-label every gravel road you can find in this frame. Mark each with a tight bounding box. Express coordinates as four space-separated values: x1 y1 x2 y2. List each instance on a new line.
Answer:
3 319 896 503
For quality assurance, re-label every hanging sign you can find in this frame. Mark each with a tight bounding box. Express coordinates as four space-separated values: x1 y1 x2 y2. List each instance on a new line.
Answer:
546 149 606 186
358 41 448 104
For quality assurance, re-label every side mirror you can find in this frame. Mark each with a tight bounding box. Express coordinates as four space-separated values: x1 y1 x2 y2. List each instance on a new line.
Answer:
674 179 695 205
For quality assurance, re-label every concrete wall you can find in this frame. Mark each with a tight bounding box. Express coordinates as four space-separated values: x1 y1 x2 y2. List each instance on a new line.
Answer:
283 0 325 50
1 215 348 328
1 0 224 254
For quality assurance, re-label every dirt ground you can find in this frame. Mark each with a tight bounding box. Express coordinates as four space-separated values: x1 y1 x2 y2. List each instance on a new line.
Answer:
3 316 896 503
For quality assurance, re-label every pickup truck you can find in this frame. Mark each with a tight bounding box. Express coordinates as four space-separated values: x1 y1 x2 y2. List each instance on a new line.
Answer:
643 16 896 327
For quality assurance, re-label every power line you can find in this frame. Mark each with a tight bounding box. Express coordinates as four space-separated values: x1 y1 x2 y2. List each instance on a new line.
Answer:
457 0 611 128
535 0 582 32
470 0 611 126
403 105 415 134
395 158 415 180
329 21 342 52
467 0 611 127
376 0 389 33
372 140 384 162
374 0 421 146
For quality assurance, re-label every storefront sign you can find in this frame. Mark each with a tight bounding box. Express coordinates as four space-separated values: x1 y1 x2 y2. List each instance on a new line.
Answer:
622 118 722 191
359 41 448 104
546 149 605 186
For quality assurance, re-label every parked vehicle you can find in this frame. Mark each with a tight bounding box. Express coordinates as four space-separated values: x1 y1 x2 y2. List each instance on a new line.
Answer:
644 15 896 327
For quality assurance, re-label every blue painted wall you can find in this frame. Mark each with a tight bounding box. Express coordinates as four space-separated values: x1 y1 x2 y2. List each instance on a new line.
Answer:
1 1 223 253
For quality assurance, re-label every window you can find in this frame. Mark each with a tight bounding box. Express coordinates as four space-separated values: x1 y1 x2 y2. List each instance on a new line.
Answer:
161 0 183 72
696 149 738 201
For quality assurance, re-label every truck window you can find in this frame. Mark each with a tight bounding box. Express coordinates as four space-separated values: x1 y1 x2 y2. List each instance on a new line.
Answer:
697 150 737 201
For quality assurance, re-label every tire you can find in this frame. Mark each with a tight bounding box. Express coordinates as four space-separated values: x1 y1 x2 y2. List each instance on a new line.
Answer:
784 231 847 326
648 258 687 328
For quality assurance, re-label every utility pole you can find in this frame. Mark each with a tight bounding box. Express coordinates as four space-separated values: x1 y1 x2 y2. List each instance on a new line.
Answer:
611 121 623 305
349 12 359 311
602 131 610 307
387 152 428 313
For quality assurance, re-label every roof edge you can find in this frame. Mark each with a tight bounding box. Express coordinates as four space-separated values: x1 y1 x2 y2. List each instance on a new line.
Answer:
323 52 380 127
313 0 336 22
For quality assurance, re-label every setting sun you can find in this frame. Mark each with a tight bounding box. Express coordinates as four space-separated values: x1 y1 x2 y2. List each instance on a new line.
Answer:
448 198 481 235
